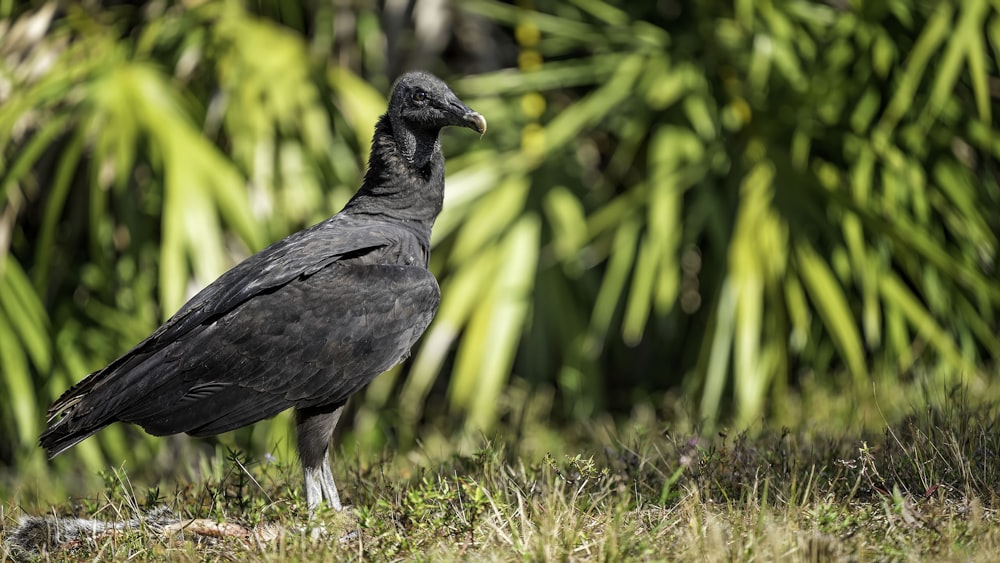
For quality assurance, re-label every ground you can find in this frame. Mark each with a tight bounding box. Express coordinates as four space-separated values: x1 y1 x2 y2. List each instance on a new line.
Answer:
2 379 999 561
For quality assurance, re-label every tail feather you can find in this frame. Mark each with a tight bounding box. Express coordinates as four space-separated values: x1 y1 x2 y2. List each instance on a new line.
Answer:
39 418 111 458
41 370 118 458
41 352 154 457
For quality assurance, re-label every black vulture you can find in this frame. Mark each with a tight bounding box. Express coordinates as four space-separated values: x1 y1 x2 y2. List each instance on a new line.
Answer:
40 72 486 512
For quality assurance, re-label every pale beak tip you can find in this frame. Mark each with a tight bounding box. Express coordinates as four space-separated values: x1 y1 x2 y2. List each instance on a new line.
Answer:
465 112 487 135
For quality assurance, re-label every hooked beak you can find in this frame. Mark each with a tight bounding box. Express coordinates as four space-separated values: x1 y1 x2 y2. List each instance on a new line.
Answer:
446 95 487 135
463 111 487 135
447 94 486 135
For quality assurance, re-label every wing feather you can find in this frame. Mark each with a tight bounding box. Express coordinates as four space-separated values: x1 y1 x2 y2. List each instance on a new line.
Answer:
48 263 439 441
46 216 398 419
41 217 434 455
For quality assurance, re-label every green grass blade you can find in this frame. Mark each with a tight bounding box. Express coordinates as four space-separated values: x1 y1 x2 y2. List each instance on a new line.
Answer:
0 256 50 373
589 217 640 349
875 2 952 136
400 249 498 426
465 215 541 429
795 242 869 384
879 273 979 375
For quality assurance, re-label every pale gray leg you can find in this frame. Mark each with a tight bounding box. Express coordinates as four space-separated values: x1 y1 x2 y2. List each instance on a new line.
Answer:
295 405 344 512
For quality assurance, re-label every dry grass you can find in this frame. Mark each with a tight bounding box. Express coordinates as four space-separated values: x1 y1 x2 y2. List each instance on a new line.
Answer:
3 385 1000 561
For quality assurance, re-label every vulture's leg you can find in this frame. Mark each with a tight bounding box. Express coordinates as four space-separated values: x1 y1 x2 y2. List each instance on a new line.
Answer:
295 405 344 512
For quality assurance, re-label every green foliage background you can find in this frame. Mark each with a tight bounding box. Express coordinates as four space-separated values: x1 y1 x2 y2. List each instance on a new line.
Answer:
1 0 998 485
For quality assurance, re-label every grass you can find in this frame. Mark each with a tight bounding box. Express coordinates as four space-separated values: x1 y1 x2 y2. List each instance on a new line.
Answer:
2 382 1000 561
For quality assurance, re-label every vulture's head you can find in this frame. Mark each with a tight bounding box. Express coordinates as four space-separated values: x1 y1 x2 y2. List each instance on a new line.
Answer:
388 72 487 136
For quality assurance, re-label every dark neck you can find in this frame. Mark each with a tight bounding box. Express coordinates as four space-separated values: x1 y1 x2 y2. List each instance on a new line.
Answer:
345 115 445 234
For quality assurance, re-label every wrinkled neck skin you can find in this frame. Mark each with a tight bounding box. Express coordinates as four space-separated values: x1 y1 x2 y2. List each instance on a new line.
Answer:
394 120 442 171
346 115 445 237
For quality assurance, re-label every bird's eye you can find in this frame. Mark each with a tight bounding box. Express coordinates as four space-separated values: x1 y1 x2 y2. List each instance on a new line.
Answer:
412 89 427 102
